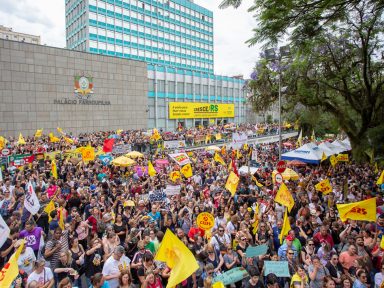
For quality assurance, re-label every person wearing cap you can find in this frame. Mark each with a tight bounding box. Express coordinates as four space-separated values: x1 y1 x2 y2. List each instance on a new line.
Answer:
283 230 302 253
102 245 130 288
278 234 298 261
27 259 54 288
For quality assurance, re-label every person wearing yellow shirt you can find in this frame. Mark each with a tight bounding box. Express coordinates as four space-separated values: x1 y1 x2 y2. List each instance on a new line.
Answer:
290 266 309 288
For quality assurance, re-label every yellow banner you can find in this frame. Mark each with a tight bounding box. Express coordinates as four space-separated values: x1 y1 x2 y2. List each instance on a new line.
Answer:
169 102 235 119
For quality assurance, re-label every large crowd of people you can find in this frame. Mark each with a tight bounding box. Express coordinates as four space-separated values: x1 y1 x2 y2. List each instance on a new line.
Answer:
0 124 382 288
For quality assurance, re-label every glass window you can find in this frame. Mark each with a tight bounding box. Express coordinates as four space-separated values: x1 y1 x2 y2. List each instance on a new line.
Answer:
89 12 97 20
107 30 114 38
148 79 155 92
107 43 115 51
90 40 98 48
186 83 192 94
203 85 208 95
89 0 96 5
99 42 106 49
99 15 106 22
177 82 184 94
168 81 175 93
98 28 106 36
158 80 165 92
115 6 122 14
210 85 215 96
116 19 122 27
131 48 138 55
116 45 122 53
194 84 200 95
107 4 114 11
123 46 130 54
89 26 97 34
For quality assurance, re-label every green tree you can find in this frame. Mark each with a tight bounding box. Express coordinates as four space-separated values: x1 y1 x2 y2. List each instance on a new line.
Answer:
223 0 384 160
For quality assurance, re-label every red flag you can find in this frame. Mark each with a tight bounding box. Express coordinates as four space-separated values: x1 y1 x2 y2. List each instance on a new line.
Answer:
103 139 114 152
232 156 239 177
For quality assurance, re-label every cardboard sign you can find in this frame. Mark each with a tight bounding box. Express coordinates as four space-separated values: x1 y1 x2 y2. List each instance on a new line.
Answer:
165 185 181 196
245 244 269 258
264 261 290 277
213 267 249 286
196 212 214 230
163 140 186 150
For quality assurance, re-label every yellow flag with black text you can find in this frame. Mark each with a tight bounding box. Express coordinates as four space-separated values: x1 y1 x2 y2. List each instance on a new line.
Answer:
155 229 199 288
180 163 193 178
315 179 332 195
169 171 181 182
279 209 292 244
336 197 376 222
225 171 239 196
275 183 294 212
0 240 25 287
330 155 338 167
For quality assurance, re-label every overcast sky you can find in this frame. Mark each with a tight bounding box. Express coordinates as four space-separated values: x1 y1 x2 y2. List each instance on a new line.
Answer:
0 0 258 77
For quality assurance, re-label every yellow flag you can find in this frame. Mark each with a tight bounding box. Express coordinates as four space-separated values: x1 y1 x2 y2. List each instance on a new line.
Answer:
18 133 26 145
296 129 302 147
225 171 239 196
180 163 193 178
214 153 225 165
57 127 65 135
252 203 259 235
336 154 349 162
315 179 332 195
152 128 162 141
236 150 242 159
34 129 43 138
336 198 377 222
311 129 315 142
0 240 25 287
212 282 225 288
49 132 60 143
81 146 95 162
0 136 6 149
64 136 74 144
51 159 58 179
329 155 338 167
155 229 199 288
252 176 263 187
321 152 327 162
148 161 157 177
58 208 65 230
275 183 294 212
279 209 292 244
205 135 211 144
215 133 222 140
116 129 123 135
169 171 181 182
221 145 227 155
377 170 384 185
380 236 384 250
294 119 299 130
44 200 56 222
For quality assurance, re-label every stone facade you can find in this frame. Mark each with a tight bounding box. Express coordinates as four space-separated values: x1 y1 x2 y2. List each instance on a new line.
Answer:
0 39 148 137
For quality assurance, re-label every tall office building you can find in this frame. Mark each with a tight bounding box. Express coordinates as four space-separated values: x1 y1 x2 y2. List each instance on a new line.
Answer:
65 0 246 130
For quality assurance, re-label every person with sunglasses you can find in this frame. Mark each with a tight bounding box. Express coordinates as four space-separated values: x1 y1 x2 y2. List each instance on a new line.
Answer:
325 252 343 286
302 239 316 269
353 270 368 288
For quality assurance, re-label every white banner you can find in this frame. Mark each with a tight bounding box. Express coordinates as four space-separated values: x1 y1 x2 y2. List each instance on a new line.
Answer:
232 132 248 149
168 152 191 166
163 140 186 150
165 185 181 196
0 214 10 248
24 182 41 215
251 150 258 161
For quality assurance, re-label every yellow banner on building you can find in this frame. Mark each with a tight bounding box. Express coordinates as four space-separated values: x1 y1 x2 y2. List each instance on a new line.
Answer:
169 102 235 119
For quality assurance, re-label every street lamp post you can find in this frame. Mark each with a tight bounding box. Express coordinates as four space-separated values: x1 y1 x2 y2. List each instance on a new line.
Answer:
264 46 290 160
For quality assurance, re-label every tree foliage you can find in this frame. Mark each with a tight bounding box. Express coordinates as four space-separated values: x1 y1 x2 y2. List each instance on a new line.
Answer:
223 0 384 160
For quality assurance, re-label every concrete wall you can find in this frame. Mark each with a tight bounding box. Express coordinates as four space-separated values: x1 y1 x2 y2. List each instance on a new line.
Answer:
0 39 148 137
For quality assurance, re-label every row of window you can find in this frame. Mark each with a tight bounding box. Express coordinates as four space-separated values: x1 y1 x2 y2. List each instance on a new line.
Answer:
89 0 213 24
88 11 213 43
89 41 213 69
89 28 213 60
66 13 86 38
148 80 242 97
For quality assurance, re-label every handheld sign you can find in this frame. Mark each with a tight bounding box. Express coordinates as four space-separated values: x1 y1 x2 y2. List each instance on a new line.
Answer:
197 212 214 230
277 160 286 173
245 244 269 258
275 173 283 184
264 261 290 277
213 267 249 286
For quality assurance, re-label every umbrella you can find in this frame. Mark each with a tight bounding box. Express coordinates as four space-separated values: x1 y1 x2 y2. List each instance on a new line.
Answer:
111 156 136 167
272 168 300 181
287 160 306 167
205 145 221 152
126 151 144 158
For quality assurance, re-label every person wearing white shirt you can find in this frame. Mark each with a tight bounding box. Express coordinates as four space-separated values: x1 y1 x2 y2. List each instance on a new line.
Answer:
17 245 36 275
375 264 384 288
210 226 231 253
102 245 131 288
27 259 54 288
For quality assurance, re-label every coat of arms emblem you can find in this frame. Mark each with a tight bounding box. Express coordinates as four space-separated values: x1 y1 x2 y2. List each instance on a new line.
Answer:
74 75 93 99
